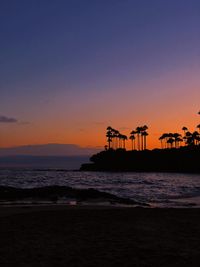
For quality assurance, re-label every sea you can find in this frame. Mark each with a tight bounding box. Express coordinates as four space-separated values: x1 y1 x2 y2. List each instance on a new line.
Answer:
0 166 200 208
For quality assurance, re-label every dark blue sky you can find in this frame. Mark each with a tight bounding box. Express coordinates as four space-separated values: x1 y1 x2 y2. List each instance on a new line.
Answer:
1 0 199 89
0 0 200 148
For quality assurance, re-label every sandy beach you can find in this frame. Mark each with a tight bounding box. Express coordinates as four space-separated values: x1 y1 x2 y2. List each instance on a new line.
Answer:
0 206 200 267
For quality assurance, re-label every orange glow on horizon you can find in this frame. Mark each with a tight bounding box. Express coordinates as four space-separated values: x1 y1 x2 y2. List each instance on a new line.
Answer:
0 111 199 151
0 68 199 151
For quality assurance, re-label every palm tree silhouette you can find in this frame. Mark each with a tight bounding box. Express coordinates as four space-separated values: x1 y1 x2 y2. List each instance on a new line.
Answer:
167 137 174 148
121 134 127 149
117 133 122 149
173 133 182 148
165 133 170 148
197 124 200 133
142 131 149 150
130 130 136 150
184 131 194 146
193 131 199 146
141 125 148 150
182 127 188 146
159 133 177 149
161 133 168 148
159 133 169 149
182 126 188 135
114 129 120 149
136 126 143 151
105 112 200 152
168 133 175 148
159 135 164 149
111 128 118 149
129 134 136 150
176 137 183 148
106 126 113 149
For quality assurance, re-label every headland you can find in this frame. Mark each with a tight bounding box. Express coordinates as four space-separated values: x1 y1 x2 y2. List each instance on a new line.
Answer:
80 146 200 173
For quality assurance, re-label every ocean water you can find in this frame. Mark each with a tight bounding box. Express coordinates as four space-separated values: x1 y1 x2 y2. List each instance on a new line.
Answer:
0 169 200 207
0 156 90 170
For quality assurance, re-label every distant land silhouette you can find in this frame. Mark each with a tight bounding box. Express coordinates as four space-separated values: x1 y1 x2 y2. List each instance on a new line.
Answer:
0 143 101 157
0 144 100 169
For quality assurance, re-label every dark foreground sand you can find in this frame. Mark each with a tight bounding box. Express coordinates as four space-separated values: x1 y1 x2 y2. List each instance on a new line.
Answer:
0 206 200 267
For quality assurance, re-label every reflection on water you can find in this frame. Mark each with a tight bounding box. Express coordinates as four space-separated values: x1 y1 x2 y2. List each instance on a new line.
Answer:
0 170 200 207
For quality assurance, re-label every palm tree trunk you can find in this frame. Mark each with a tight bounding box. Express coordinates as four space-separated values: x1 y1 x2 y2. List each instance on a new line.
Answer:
141 135 143 151
144 136 146 150
137 134 140 151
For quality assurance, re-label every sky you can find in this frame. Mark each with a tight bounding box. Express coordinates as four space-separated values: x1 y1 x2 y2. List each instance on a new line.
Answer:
0 0 200 150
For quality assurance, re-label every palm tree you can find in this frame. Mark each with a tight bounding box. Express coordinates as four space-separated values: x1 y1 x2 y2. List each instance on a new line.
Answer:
173 133 182 148
141 125 148 133
176 137 183 148
182 127 188 146
121 134 127 149
141 125 148 150
167 133 174 148
167 137 174 149
197 111 200 145
159 133 174 149
197 124 200 133
117 134 127 149
182 126 188 135
106 126 113 149
184 131 193 146
193 131 199 146
136 126 142 151
159 133 169 149
159 135 164 149
130 130 136 150
129 134 136 150
142 131 148 150
196 135 200 146
111 128 118 149
114 130 120 149
117 133 122 149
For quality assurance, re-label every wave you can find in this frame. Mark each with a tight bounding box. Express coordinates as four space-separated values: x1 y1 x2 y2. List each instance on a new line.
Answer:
0 185 148 207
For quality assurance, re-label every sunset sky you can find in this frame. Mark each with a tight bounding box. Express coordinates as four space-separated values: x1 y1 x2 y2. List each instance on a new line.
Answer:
0 0 200 150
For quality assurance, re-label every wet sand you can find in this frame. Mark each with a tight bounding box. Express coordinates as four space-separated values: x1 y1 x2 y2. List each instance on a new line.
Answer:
0 206 200 267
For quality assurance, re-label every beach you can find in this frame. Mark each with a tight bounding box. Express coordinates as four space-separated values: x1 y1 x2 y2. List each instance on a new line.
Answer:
0 206 200 267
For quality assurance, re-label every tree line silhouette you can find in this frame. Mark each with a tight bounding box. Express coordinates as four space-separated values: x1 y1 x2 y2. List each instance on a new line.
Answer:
81 111 200 172
105 111 200 151
106 125 148 151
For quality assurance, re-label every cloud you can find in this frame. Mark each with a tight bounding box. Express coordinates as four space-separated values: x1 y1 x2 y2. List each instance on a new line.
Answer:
0 115 18 123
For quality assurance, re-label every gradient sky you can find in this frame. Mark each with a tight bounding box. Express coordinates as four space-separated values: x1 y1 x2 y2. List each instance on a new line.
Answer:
0 0 200 150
